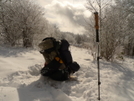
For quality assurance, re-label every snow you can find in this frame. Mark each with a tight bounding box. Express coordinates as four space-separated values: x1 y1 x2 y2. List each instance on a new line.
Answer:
0 46 134 101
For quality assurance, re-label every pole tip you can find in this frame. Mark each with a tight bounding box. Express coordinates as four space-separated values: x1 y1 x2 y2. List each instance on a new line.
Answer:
98 97 101 100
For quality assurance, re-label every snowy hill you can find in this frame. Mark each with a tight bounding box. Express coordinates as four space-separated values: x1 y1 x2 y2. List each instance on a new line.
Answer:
0 46 134 101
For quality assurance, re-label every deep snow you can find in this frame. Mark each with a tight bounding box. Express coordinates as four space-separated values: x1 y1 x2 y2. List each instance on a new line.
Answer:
0 46 134 101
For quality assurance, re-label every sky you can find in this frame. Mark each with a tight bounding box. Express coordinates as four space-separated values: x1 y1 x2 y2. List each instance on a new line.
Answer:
35 0 91 34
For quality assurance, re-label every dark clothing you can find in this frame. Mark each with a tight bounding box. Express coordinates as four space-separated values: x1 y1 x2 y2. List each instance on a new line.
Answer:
39 38 80 81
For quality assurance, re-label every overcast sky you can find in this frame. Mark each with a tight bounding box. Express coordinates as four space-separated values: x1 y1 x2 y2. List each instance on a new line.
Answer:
35 0 91 34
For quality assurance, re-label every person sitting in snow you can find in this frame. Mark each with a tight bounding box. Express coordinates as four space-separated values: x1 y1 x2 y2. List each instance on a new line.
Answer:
38 37 80 81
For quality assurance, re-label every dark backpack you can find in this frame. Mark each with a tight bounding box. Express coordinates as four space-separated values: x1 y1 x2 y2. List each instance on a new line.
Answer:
39 37 80 81
59 39 80 73
59 39 73 66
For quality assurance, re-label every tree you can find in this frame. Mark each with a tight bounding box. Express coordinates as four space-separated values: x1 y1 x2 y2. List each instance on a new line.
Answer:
0 0 47 47
86 0 120 61
114 0 134 56
100 6 127 60
0 0 11 45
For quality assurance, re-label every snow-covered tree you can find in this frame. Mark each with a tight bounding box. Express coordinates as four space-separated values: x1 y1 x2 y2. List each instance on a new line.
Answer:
0 0 47 47
114 0 134 56
100 6 127 60
86 0 118 61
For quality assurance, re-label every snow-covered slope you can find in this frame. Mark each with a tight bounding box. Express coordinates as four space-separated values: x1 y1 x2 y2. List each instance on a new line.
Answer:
0 46 134 101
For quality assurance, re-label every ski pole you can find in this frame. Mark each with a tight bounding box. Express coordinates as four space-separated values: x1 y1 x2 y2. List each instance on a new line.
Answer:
94 12 101 100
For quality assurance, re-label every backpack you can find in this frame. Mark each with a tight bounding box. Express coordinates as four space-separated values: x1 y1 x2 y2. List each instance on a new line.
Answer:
38 37 80 81
59 39 73 66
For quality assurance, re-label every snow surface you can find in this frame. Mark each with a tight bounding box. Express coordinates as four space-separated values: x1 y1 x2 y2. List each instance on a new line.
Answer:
0 46 134 101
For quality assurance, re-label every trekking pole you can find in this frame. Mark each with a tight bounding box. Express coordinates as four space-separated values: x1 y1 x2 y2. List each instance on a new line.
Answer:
94 12 101 100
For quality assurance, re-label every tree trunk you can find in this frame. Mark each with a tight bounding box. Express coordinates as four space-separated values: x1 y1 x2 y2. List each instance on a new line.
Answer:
22 30 32 48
